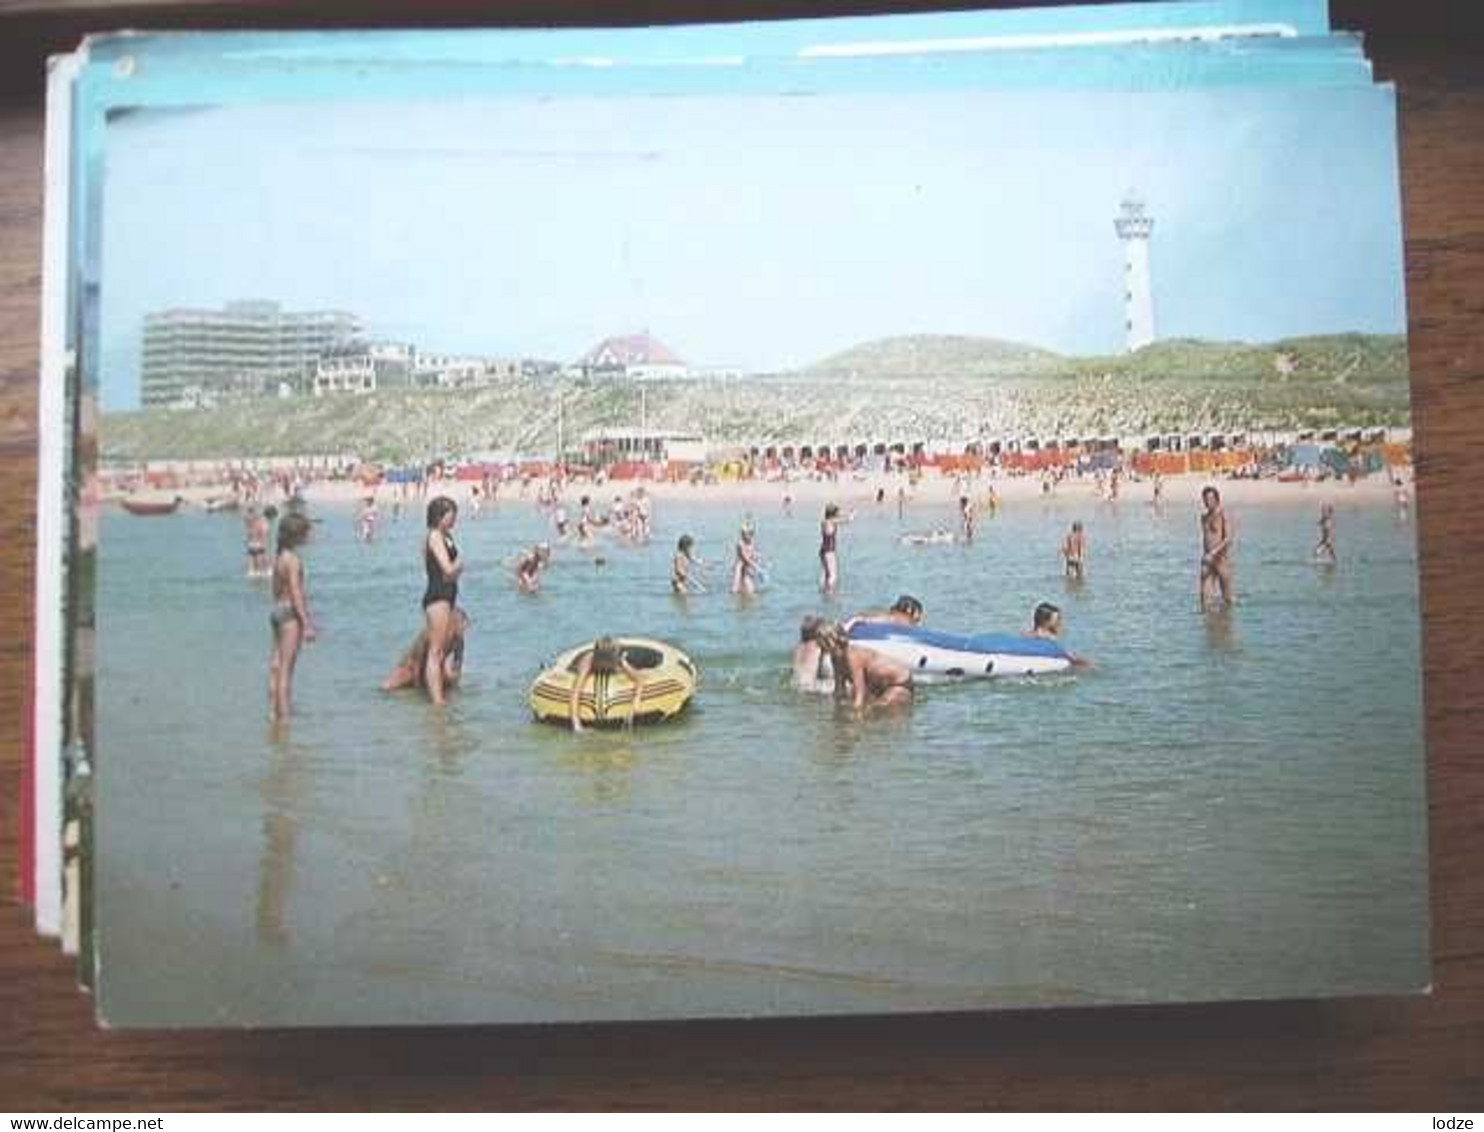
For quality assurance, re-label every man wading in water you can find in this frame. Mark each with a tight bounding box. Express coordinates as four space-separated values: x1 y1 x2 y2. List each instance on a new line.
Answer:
1199 486 1236 611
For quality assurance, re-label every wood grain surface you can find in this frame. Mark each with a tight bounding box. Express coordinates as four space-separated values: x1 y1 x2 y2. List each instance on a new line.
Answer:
1 3 1481 1111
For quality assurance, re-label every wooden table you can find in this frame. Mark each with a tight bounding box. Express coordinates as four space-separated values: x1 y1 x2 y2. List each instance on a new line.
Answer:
1 1 1480 1110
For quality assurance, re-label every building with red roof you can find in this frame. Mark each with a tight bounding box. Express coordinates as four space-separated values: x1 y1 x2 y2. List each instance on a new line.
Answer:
576 332 688 379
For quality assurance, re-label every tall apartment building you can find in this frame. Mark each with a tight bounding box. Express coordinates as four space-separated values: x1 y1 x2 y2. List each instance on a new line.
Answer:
140 300 361 408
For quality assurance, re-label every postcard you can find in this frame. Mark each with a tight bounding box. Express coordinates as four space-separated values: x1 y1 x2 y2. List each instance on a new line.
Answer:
72 67 1425 1025
31 3 1367 950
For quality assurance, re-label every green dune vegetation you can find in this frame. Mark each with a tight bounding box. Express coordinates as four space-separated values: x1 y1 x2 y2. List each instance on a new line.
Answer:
808 334 1064 378
810 332 1408 384
101 333 1410 464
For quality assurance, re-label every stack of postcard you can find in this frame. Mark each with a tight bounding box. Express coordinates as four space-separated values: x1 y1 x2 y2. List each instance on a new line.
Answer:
24 0 1427 1027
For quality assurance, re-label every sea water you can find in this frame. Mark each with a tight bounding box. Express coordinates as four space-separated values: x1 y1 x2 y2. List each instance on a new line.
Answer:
94 490 1429 1024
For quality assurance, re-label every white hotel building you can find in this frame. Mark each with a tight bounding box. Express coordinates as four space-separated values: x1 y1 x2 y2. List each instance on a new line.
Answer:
141 300 360 407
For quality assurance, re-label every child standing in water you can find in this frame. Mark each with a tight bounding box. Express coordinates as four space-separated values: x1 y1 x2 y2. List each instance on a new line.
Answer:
244 505 271 578
357 495 379 542
1314 503 1337 564
268 512 315 722
577 495 597 547
1393 475 1411 518
732 526 764 596
632 487 653 542
819 503 852 594
672 534 705 594
1062 520 1087 578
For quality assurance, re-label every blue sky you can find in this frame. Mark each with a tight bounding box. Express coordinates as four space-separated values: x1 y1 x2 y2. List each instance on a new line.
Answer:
100 83 1405 409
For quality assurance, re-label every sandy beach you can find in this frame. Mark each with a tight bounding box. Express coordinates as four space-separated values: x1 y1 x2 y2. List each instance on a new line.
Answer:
114 467 1410 514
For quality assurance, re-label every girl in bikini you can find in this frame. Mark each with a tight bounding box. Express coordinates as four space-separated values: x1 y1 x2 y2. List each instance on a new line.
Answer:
267 512 315 722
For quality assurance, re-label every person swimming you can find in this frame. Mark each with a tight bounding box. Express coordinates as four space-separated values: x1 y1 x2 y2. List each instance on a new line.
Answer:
516 542 552 593
899 528 954 547
846 594 925 632
1030 601 1064 642
267 512 316 721
1030 601 1091 668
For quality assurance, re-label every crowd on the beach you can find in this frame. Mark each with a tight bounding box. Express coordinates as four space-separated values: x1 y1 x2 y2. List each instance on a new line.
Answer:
109 425 1409 506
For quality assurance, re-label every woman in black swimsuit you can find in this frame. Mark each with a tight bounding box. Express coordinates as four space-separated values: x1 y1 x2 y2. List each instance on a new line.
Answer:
819 503 849 594
422 496 464 705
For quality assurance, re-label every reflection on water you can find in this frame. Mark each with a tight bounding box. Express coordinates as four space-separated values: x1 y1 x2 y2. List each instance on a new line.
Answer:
557 732 641 806
419 703 479 779
255 738 304 947
1202 607 1240 654
95 493 1429 1025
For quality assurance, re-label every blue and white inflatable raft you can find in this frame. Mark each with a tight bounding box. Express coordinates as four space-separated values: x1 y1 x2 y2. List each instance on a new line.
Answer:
848 622 1074 680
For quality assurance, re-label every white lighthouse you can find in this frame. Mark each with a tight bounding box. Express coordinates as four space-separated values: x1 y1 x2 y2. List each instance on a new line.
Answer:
1114 194 1156 353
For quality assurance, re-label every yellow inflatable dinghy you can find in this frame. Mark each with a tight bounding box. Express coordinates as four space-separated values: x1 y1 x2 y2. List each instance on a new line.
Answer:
529 637 697 727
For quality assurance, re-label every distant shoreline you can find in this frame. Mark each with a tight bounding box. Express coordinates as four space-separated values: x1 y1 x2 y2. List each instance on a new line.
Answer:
106 470 1410 513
